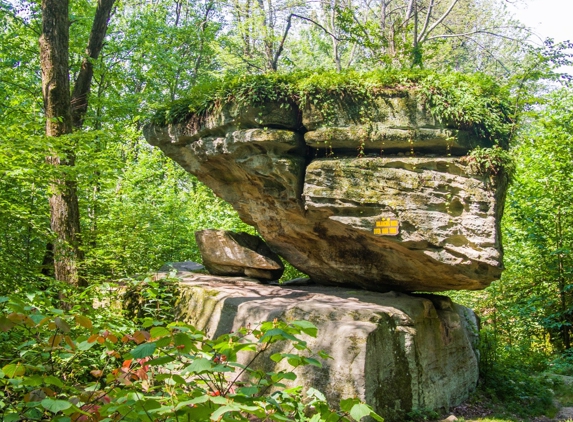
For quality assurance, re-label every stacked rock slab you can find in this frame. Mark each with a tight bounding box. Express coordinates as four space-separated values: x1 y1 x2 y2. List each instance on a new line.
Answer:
145 89 507 292
195 229 284 280
175 274 480 421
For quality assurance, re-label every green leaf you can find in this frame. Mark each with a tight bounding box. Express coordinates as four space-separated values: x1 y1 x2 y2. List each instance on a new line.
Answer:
291 320 318 337
210 405 238 421
74 315 93 329
303 357 322 368
76 340 96 351
236 386 259 396
182 357 213 374
150 326 170 339
270 353 284 363
0 316 15 332
174 332 195 353
147 355 175 366
259 328 299 343
54 317 71 333
45 375 64 387
2 363 25 378
349 402 379 421
130 342 156 359
41 398 72 413
155 336 172 348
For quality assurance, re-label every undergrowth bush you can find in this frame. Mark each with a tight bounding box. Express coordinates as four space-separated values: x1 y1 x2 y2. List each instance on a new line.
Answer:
0 288 383 422
477 327 555 418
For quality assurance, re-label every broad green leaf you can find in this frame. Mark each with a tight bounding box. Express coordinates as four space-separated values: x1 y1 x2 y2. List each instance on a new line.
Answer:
349 402 381 421
74 315 93 329
210 404 239 421
291 320 318 337
182 358 212 374
130 342 156 359
147 355 175 366
236 386 258 396
54 317 71 333
23 375 44 386
209 395 228 405
174 332 195 353
270 353 284 362
303 357 322 368
45 375 64 387
76 340 96 351
259 328 299 343
150 326 170 339
41 398 72 413
0 316 14 332
2 363 25 378
155 336 172 348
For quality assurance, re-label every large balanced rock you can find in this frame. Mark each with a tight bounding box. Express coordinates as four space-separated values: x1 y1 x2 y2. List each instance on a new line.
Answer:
175 273 480 421
195 229 284 280
145 86 508 292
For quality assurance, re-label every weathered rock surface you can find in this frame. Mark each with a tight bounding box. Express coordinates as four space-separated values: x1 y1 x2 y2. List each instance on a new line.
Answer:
302 93 495 155
145 91 507 292
175 273 480 421
158 261 204 273
195 229 284 280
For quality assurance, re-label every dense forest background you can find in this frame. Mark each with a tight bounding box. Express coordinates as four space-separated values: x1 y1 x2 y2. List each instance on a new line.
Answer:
0 0 572 420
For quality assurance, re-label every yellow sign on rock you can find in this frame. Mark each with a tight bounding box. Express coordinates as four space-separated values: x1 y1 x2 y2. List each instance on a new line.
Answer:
373 218 399 236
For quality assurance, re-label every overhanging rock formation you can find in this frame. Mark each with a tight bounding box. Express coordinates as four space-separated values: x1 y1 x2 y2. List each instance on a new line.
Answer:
145 86 508 292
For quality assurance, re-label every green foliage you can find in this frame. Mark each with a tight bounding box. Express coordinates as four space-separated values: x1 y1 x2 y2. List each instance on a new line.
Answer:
150 70 513 151
0 291 382 421
123 275 181 321
405 407 440 421
479 363 554 417
461 146 515 180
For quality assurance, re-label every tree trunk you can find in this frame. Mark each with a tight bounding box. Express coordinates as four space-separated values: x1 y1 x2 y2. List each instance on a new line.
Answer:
40 0 84 286
40 0 115 286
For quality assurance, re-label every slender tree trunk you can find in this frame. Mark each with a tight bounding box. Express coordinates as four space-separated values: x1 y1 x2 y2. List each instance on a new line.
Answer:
556 207 571 349
71 0 115 128
329 3 341 72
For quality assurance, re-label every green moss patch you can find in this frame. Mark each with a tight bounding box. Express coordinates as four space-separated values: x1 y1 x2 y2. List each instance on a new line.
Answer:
149 70 512 147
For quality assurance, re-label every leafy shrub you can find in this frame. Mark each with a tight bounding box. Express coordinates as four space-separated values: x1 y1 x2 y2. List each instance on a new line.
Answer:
0 292 383 421
477 327 554 418
460 146 515 180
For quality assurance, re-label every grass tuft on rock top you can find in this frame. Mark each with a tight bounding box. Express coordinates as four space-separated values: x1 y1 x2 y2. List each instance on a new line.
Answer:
149 70 513 147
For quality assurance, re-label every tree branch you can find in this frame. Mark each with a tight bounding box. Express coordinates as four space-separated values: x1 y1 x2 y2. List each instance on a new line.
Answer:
71 0 115 128
420 0 459 43
426 28 522 43
418 0 434 42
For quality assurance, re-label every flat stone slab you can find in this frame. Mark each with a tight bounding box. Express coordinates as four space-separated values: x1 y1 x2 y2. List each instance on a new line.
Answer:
175 273 480 421
195 229 284 280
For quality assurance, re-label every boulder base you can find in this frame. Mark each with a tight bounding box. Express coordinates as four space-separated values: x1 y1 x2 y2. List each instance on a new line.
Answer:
175 273 480 421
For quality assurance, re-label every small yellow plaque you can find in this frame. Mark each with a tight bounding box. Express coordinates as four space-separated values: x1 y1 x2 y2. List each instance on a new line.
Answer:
374 218 399 236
